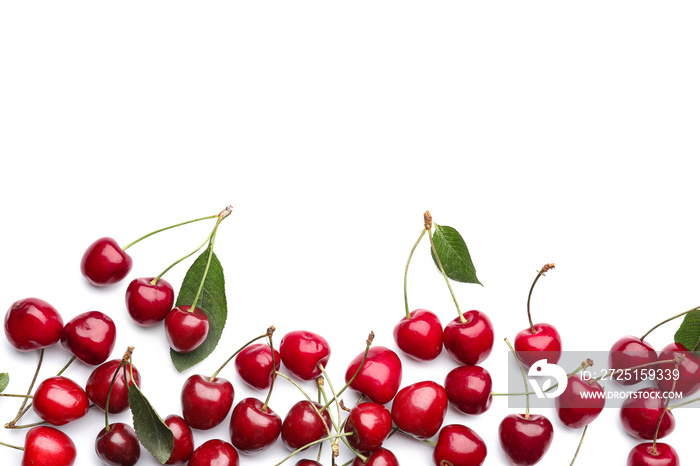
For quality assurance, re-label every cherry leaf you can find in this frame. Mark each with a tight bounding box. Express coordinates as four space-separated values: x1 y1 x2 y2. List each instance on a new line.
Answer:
128 381 174 463
674 309 700 354
0 373 8 393
430 224 482 285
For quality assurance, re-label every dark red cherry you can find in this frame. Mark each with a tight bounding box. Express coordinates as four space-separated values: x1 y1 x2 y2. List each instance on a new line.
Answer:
655 342 700 397
81 237 132 287
620 388 675 440
433 424 487 466
60 310 116 365
188 439 239 466
281 400 332 451
95 422 140 466
229 397 281 454
344 402 392 452
444 365 492 415
514 323 562 368
125 277 175 326
609 336 658 386
181 374 234 430
555 375 605 429
352 448 399 466
164 306 209 354
498 414 553 466
33 376 90 426
22 426 77 466
345 346 402 405
390 380 448 440
296 461 323 466
4 298 64 352
627 442 679 466
164 415 194 465
279 330 331 381
393 309 443 361
234 343 281 390
442 310 494 366
86 359 141 414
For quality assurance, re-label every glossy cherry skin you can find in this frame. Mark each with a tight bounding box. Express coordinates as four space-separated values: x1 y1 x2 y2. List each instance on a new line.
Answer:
609 336 658 386
296 461 323 466
498 414 553 466
81 237 133 287
164 306 209 354
344 402 392 452
33 376 90 426
4 298 64 352
391 380 448 440
60 310 116 365
164 415 194 465
555 375 605 429
279 330 331 380
627 442 679 466
620 388 675 440
22 426 77 466
393 309 443 361
188 439 239 466
352 448 400 466
514 323 562 368
181 374 234 430
444 365 492 415
86 359 141 413
443 310 494 365
433 424 487 466
345 346 402 405
234 343 281 390
281 400 332 451
655 342 700 397
125 277 175 326
95 422 141 466
229 397 281 454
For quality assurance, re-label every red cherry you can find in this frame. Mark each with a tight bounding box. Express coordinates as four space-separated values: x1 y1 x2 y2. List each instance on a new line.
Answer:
164 415 194 465
609 336 658 386
33 376 90 426
393 309 443 361
498 414 553 466
234 343 281 390
181 374 234 430
390 380 448 440
344 402 392 453
433 424 487 466
86 359 141 414
620 388 675 440
81 237 132 287
296 461 323 466
281 400 332 451
22 426 77 466
655 342 700 397
513 323 562 368
164 306 210 354
95 422 141 466
345 346 402 405
444 365 492 415
229 397 281 454
442 310 494 365
279 330 331 381
352 448 399 466
627 442 679 466
125 277 175 326
4 298 64 352
555 375 605 429
188 439 239 466
60 310 116 365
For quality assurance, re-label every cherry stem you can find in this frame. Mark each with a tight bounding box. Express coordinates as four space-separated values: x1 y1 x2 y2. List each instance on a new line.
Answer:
274 372 333 441
210 328 273 381
56 356 76 376
273 432 354 466
317 365 342 435
668 395 700 410
526 263 555 333
317 379 365 464
262 334 277 412
652 363 678 453
14 349 43 421
427 227 465 323
122 214 219 251
151 233 213 285
640 305 700 342
321 331 374 412
0 394 33 398
0 440 23 451
404 228 427 318
504 338 530 418
9 420 47 429
569 425 588 466
104 347 133 432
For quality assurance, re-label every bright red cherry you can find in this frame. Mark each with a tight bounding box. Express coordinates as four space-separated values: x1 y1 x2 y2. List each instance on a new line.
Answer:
498 414 553 466
391 380 448 440
125 277 175 326
281 400 332 451
33 376 90 426
188 439 239 466
442 310 494 366
95 422 141 466
181 374 234 430
164 415 194 465
433 424 487 466
627 442 679 466
279 330 331 381
81 237 132 287
514 323 562 368
620 388 675 440
655 342 700 397
344 402 392 452
86 359 141 414
352 448 399 466
4 298 63 352
229 397 281 454
60 311 116 365
22 426 77 466
444 365 492 415
393 309 443 361
555 375 605 429
234 343 281 390
345 346 402 405
164 306 209 354
609 336 658 386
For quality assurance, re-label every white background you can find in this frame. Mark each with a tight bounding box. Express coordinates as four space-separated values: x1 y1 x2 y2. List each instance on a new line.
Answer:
1 2 698 465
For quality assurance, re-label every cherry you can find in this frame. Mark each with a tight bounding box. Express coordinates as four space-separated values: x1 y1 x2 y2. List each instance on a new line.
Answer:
125 277 175 326
86 359 141 413
81 237 133 287
390 380 448 440
352 448 399 466
33 376 90 426
498 414 553 466
433 424 487 466
164 306 210 354
181 374 234 430
229 397 281 454
620 388 675 440
296 461 323 466
344 402 392 453
554 375 605 429
4 297 64 352
444 365 492 415
281 400 332 451
345 346 402 405
442 310 494 366
279 330 331 381
22 425 77 466
655 342 700 397
164 415 194 465
188 439 240 466
95 422 141 466
60 310 116 365
393 309 443 361
627 442 679 466
234 343 281 390
513 323 562 368
609 336 658 386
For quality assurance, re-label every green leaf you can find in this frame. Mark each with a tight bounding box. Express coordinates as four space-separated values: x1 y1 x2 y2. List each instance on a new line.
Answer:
675 309 700 354
128 380 174 463
170 247 227 372
0 373 8 393
430 224 482 285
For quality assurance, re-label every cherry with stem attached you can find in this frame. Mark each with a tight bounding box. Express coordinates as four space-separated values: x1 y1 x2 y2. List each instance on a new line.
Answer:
0 425 77 466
